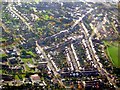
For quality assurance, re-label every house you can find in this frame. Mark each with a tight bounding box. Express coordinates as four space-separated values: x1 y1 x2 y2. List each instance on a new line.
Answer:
27 63 36 69
10 66 22 72
37 62 47 70
1 64 9 70
1 74 14 81
30 74 41 84
5 48 18 57
8 57 18 64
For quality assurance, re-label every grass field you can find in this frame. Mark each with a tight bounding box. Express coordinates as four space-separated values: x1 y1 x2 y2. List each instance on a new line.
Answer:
0 70 2 74
104 41 120 67
0 37 7 42
21 58 33 64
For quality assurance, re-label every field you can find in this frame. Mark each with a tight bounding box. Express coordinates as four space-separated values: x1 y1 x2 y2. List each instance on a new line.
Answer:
0 38 7 42
0 70 2 74
21 58 33 64
104 41 120 67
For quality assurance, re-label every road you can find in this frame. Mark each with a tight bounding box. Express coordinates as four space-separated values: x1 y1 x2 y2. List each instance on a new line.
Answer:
66 49 74 71
86 12 117 88
79 21 118 88
67 45 80 71
8 4 33 32
8 4 65 87
71 43 81 70
6 3 118 88
35 41 65 87
72 8 93 29
90 15 109 39
44 8 93 40
65 43 81 72
0 20 10 33
0 20 21 47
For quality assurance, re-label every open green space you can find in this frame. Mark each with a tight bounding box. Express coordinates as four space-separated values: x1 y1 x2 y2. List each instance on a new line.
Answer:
15 75 20 80
20 49 37 58
0 37 7 42
27 51 36 57
0 53 7 58
21 58 35 72
21 58 33 64
0 69 2 74
14 73 26 80
104 41 120 67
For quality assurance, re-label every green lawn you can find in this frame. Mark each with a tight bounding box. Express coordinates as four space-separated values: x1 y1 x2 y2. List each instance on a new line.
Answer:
21 58 35 72
27 51 36 57
104 41 120 67
21 58 33 64
0 70 2 74
0 38 7 42
14 74 26 80
21 49 36 58
15 75 20 80
25 65 30 71
0 53 7 58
